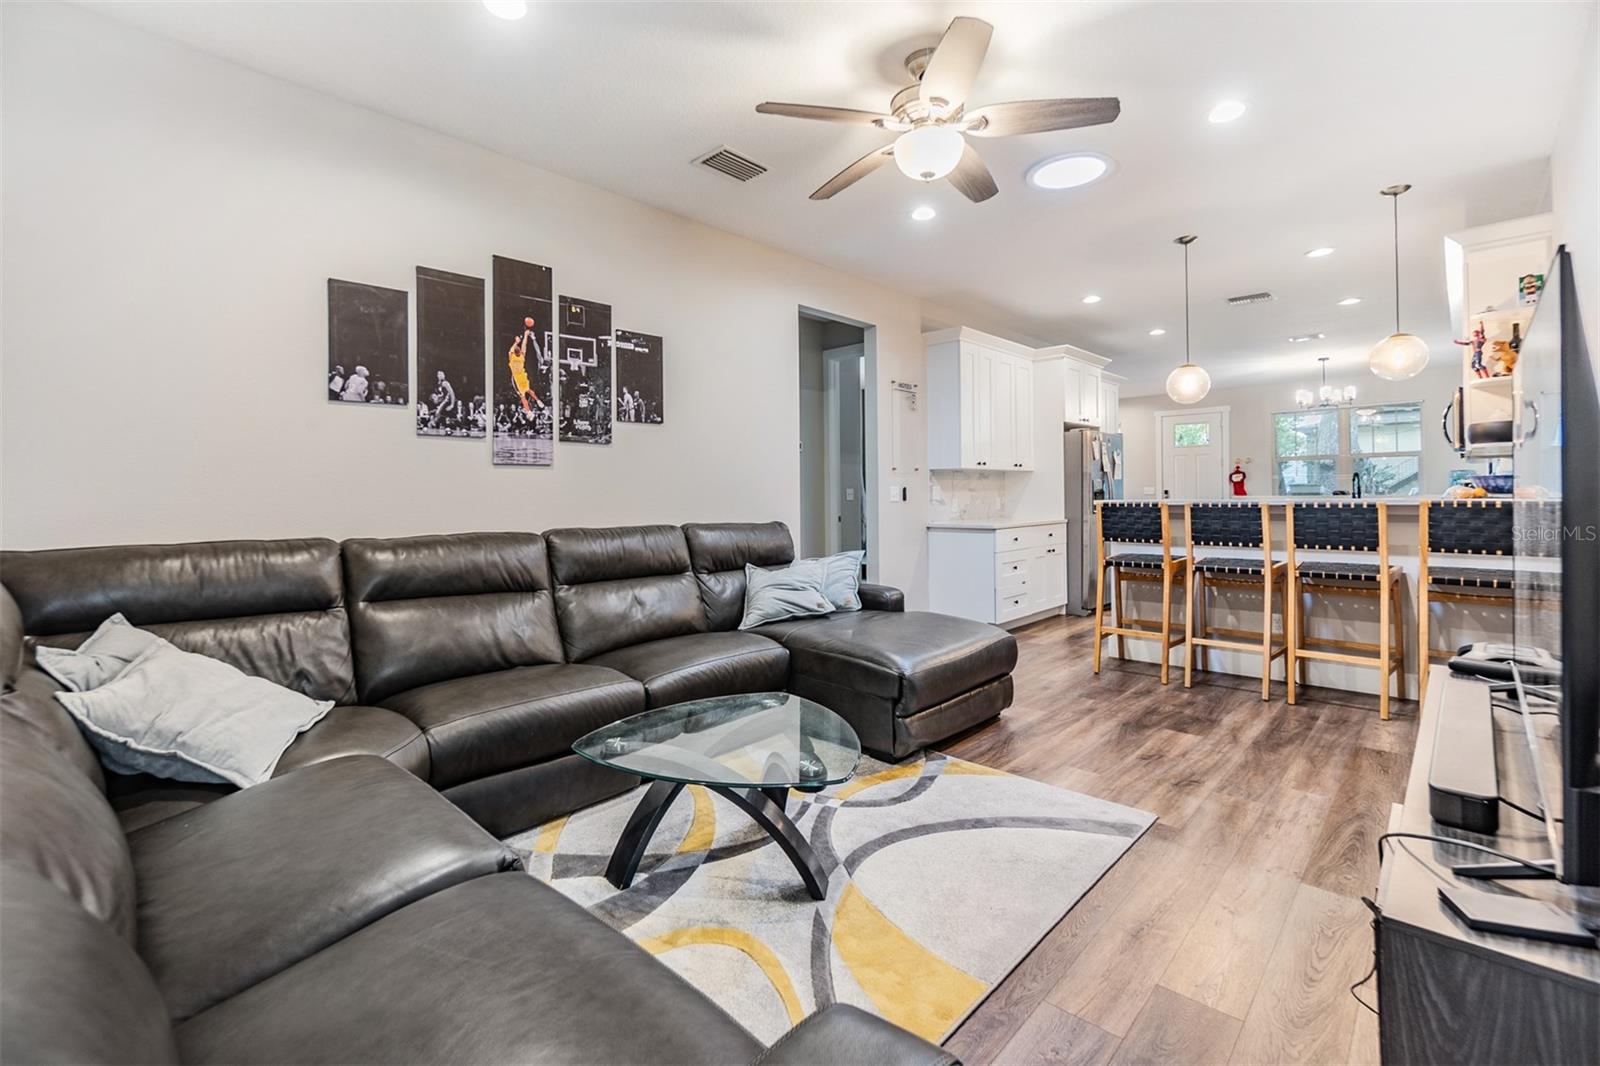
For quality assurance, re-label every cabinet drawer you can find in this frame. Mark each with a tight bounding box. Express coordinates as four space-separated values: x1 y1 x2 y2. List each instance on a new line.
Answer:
996 590 1031 621
997 564 1029 593
995 524 1066 552
995 553 1032 583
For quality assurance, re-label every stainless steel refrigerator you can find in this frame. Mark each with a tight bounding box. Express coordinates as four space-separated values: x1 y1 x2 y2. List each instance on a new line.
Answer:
1064 427 1124 615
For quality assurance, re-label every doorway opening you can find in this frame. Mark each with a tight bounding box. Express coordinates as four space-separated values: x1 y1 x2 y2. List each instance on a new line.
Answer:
798 310 872 570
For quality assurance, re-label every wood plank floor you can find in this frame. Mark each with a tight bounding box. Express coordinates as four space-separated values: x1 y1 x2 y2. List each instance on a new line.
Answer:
942 614 1417 1065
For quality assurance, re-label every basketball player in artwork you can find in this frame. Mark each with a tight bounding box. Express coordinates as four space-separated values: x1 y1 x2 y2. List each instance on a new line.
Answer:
507 315 547 418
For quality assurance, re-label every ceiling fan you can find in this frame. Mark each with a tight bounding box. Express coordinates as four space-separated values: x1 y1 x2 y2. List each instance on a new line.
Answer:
755 17 1120 203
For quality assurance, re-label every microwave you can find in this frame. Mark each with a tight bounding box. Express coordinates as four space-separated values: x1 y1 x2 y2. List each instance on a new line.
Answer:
1443 379 1515 458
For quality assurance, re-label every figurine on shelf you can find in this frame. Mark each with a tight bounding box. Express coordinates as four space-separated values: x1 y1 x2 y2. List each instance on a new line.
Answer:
1490 339 1518 377
1518 273 1544 307
1455 321 1491 379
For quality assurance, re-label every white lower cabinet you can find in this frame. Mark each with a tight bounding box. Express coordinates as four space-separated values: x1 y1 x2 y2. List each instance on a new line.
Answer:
928 522 1069 625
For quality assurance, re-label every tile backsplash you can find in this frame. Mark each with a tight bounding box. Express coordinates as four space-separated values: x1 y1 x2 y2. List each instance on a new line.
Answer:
928 470 1012 522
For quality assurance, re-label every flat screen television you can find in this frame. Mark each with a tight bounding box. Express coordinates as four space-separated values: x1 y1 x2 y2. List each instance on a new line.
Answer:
1512 245 1600 886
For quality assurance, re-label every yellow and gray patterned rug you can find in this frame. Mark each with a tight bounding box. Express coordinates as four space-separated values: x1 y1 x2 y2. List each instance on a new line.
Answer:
507 751 1154 1045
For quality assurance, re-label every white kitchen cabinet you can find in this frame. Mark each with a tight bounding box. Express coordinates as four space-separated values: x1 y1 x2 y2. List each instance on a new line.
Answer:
926 329 1037 471
1053 345 1111 427
928 521 1069 625
1099 375 1121 433
1011 360 1035 470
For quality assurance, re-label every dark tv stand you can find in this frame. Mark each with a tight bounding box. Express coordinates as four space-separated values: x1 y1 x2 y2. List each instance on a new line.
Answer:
1375 668 1600 1064
1454 857 1556 879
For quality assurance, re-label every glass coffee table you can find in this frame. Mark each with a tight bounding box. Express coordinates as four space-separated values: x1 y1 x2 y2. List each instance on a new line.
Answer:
572 692 861 900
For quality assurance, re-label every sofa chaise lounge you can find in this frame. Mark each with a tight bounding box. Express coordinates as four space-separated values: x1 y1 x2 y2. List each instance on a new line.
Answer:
0 521 1012 1064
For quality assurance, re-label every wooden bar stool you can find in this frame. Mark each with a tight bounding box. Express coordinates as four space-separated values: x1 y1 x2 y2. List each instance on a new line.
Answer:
1285 501 1406 719
1092 501 1186 684
1418 498 1515 708
1183 502 1289 700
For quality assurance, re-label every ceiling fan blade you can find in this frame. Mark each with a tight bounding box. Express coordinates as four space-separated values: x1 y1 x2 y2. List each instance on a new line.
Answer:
963 97 1121 137
919 17 993 109
756 102 896 126
809 145 896 200
947 142 998 203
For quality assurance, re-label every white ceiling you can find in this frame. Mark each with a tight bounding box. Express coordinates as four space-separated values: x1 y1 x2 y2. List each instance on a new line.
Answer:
78 0 1592 394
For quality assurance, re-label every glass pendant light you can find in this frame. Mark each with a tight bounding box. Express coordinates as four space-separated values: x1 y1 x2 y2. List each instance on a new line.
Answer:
1166 234 1211 404
1368 184 1430 380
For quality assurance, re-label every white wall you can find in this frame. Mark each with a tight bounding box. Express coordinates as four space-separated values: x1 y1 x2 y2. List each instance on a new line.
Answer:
1119 361 1476 500
0 3 937 603
1550 3 1599 371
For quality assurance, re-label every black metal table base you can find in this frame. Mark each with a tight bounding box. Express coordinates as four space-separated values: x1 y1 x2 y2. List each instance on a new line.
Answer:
604 780 828 900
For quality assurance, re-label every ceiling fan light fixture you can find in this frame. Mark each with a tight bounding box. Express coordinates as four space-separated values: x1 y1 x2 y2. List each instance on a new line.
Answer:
893 126 965 182
1027 153 1111 190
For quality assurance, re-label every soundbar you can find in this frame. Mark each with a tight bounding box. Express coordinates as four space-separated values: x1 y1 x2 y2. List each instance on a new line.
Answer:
1428 678 1499 833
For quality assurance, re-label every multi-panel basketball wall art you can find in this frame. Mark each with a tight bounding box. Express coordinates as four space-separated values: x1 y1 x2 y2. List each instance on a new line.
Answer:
326 257 663 466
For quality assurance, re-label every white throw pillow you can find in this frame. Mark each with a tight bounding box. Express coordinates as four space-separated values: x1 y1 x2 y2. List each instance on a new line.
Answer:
54 641 333 788
34 613 162 692
738 559 834 630
813 550 867 612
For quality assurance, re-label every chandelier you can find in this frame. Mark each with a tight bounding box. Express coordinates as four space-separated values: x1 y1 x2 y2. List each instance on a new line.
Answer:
1295 356 1357 409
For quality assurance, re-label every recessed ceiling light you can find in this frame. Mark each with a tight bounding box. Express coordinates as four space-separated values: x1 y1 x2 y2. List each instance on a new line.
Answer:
1338 296 1362 306
1287 333 1327 343
910 205 936 222
1027 153 1113 190
482 0 527 19
1208 100 1246 124
1081 295 1102 304
1148 328 1167 336
1304 247 1335 258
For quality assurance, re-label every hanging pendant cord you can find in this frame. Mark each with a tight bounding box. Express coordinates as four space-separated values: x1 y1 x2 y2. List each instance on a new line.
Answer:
1392 193 1401 334
1183 241 1191 365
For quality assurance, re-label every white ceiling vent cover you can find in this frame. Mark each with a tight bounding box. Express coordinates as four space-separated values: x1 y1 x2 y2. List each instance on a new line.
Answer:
694 146 768 182
1226 291 1276 306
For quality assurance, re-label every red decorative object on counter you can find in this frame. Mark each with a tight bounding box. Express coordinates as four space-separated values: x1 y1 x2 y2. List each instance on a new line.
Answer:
1230 464 1247 496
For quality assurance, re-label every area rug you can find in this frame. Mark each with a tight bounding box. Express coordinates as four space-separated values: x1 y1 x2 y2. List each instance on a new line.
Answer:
506 751 1154 1045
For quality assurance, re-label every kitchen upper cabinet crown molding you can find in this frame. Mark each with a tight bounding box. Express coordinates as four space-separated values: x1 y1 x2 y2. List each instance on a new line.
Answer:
921 326 1040 360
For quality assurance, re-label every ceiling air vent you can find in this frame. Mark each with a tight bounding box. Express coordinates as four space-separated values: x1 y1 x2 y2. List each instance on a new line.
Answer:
695 146 767 183
1226 291 1276 306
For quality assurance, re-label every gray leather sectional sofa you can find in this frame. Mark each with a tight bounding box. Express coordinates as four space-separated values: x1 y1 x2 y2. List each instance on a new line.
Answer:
0 521 1012 1064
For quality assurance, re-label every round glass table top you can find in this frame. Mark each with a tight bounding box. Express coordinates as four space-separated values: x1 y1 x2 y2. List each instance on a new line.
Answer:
572 692 862 789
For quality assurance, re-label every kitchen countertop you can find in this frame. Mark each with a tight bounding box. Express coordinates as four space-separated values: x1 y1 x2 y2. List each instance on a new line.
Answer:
1151 496 1446 506
927 517 1069 531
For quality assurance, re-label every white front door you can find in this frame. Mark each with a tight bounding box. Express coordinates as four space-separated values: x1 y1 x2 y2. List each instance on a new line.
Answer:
1160 408 1227 499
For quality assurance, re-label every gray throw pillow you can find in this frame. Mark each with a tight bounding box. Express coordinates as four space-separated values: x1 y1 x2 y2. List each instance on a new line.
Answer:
814 550 867 612
738 559 834 630
35 613 161 692
54 641 333 788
